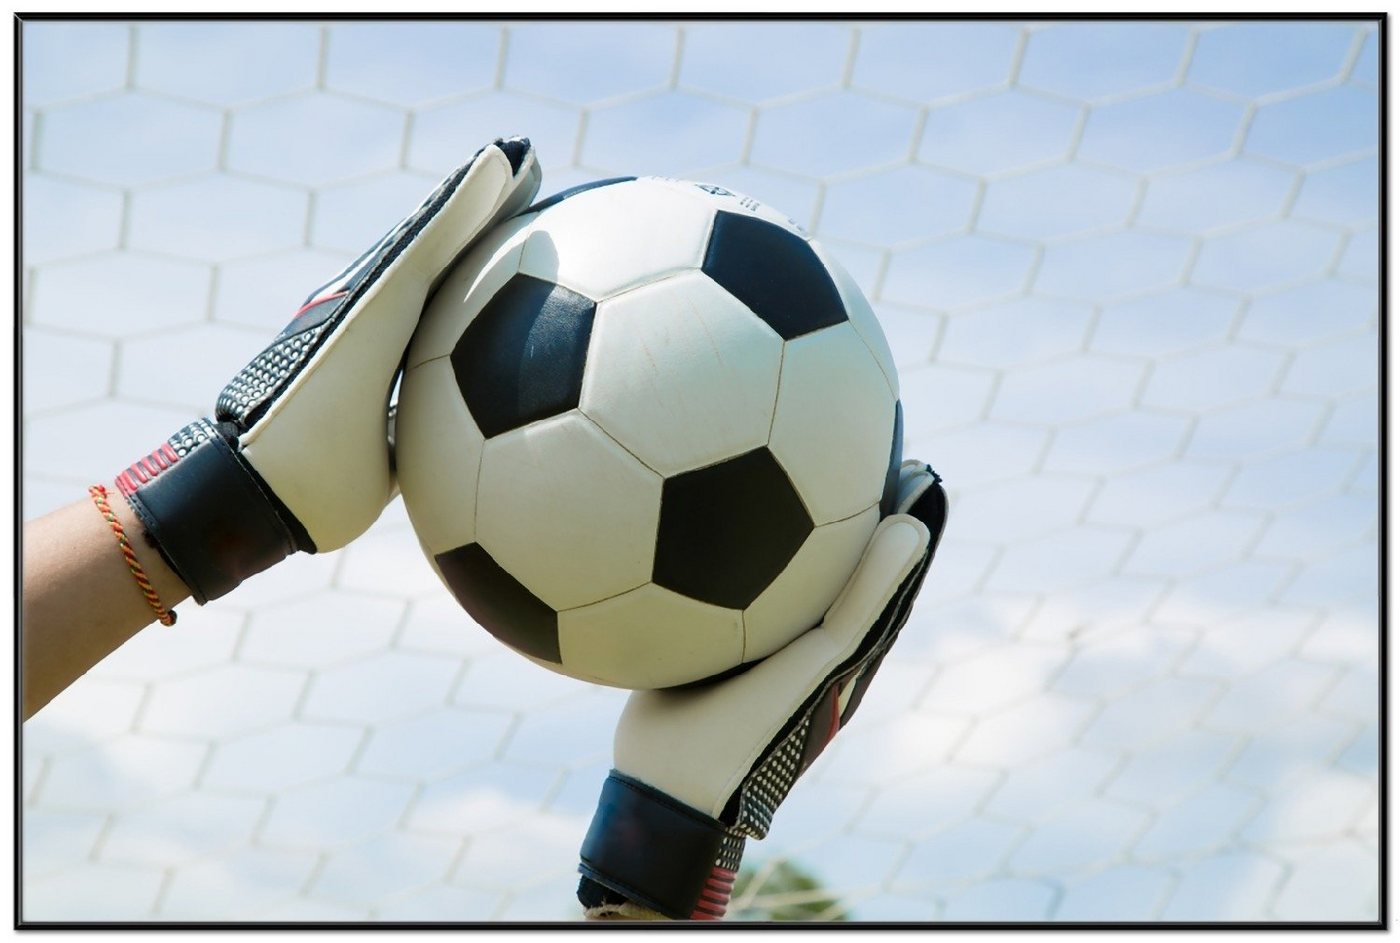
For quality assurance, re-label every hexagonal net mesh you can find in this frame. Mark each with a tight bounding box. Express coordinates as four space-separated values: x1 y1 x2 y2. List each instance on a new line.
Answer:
21 19 1378 922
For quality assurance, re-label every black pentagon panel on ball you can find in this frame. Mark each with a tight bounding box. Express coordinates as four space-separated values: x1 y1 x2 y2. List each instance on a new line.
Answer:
702 211 848 340
435 543 561 664
452 274 597 438
880 401 904 518
653 447 814 610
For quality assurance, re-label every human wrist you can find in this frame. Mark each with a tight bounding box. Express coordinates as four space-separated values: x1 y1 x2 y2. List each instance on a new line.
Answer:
582 898 671 921
107 485 193 610
116 420 303 604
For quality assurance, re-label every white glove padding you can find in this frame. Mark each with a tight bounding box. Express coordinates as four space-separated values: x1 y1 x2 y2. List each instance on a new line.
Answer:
577 461 949 920
116 138 541 604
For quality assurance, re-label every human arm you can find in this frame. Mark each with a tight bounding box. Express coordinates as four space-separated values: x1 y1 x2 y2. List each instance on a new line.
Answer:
21 137 541 721
21 496 191 720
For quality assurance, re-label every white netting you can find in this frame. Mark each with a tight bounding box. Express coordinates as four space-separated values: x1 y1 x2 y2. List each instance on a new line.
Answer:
21 19 1378 922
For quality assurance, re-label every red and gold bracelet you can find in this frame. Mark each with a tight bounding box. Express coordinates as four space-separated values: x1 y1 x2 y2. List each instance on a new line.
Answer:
88 484 177 626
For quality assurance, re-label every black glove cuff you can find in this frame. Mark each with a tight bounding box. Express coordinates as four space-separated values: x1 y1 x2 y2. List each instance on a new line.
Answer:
120 424 300 605
578 771 729 920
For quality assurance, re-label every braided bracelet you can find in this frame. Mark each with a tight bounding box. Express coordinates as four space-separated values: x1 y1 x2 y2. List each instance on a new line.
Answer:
89 484 177 626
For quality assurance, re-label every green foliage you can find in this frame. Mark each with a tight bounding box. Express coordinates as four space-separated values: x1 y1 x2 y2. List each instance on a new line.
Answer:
729 858 848 922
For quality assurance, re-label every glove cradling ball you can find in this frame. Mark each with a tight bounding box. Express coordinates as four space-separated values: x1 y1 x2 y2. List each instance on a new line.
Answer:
113 138 541 603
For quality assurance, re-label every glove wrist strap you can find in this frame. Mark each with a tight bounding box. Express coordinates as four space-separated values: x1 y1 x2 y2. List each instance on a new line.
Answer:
578 771 736 920
117 420 302 604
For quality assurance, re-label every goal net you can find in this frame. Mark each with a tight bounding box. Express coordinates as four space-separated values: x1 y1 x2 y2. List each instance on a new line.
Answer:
20 18 1379 922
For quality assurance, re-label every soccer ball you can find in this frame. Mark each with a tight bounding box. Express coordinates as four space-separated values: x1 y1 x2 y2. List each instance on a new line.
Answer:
396 176 902 689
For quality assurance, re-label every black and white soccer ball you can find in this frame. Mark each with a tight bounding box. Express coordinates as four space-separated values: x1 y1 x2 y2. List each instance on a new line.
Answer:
396 176 902 690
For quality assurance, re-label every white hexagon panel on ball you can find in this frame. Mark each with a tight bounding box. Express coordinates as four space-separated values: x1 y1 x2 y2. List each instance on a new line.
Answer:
516 178 713 299
581 270 783 477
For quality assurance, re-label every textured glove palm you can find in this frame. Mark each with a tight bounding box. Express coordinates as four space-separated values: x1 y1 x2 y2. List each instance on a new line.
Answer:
578 460 948 920
115 138 541 604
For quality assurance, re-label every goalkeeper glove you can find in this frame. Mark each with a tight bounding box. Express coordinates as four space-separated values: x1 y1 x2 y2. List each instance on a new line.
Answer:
577 460 948 920
113 137 541 604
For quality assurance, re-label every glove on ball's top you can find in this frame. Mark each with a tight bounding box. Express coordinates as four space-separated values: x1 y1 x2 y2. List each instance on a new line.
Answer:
216 135 535 434
115 137 540 603
215 150 486 432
